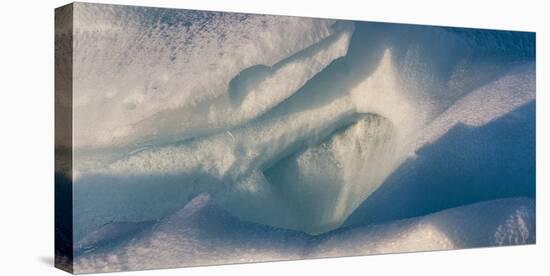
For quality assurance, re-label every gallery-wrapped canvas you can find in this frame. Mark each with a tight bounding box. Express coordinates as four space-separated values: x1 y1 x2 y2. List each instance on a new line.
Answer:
55 2 536 274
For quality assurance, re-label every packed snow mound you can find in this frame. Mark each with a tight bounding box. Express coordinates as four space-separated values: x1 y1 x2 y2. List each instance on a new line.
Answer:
74 195 535 273
312 197 535 257
68 3 535 238
345 64 535 226
72 3 350 148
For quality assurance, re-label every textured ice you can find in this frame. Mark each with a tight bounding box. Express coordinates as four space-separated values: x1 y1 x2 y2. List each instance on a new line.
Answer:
64 3 536 271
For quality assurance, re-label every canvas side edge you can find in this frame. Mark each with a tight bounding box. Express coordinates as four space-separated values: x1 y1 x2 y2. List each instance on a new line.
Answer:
55 3 74 274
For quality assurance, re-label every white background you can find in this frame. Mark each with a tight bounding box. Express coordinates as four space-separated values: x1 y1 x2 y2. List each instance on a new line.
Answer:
0 0 548 275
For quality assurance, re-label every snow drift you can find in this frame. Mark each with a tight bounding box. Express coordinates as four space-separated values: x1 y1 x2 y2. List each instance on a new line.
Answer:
74 195 535 273
63 3 536 272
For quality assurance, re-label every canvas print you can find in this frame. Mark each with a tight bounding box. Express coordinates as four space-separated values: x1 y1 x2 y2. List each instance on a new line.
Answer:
55 2 536 274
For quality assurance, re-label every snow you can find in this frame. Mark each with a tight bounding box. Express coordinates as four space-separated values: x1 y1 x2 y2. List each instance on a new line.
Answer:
60 3 536 272
74 196 535 273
